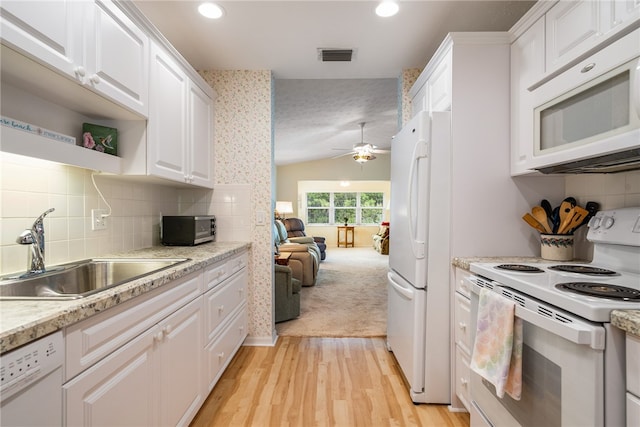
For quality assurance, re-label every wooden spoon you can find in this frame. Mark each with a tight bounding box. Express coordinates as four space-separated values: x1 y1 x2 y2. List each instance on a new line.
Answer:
559 199 575 224
557 206 589 234
522 213 548 233
532 206 552 233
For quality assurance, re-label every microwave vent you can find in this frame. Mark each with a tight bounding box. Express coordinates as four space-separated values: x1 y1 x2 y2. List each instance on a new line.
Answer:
318 48 353 62
535 148 640 174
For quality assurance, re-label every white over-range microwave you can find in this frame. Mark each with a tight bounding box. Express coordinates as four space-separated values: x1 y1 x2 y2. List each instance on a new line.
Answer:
531 27 640 174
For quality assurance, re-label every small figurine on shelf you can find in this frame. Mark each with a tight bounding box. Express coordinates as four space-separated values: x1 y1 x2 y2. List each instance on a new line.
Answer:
343 217 348 226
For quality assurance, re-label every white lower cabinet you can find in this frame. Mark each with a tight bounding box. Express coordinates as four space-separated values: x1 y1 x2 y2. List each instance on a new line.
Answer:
627 333 640 427
64 297 203 427
63 250 249 426
451 267 472 412
202 254 248 393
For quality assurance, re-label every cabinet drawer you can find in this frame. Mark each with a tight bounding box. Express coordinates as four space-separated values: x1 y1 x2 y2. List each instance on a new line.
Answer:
454 292 472 352
627 334 640 397
455 345 471 411
204 252 248 291
454 268 472 299
204 268 248 342
65 271 202 380
203 305 247 393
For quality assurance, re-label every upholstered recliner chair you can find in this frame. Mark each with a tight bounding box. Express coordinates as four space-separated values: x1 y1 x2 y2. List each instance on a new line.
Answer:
282 218 326 261
274 264 301 323
273 220 319 286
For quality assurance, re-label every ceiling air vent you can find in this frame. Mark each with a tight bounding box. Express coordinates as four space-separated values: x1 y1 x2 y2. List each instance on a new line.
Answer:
318 48 353 62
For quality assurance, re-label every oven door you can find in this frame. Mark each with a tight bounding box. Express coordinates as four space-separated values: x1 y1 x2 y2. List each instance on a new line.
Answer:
469 280 606 427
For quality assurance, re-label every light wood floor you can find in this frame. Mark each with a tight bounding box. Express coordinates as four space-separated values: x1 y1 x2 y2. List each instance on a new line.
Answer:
191 336 470 427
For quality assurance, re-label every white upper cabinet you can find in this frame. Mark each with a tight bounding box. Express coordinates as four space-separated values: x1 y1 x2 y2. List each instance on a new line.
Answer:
145 42 214 188
82 0 149 116
0 0 149 117
427 51 452 112
148 42 189 182
188 81 215 188
511 18 546 175
545 0 601 72
0 0 81 78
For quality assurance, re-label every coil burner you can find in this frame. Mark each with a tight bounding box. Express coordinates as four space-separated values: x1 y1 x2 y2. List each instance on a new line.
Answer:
548 265 617 275
495 264 544 273
555 282 640 301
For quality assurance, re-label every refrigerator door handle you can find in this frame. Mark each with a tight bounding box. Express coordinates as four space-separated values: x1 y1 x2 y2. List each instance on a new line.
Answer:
388 272 415 300
408 141 428 259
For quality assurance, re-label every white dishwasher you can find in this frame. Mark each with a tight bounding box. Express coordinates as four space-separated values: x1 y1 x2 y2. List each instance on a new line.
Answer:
1 331 64 426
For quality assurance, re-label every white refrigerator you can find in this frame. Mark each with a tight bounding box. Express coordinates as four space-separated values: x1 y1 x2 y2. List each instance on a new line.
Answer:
387 110 452 404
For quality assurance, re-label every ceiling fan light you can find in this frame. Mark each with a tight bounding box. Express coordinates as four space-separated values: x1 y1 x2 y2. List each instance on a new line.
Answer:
198 2 225 19
353 152 376 163
376 1 399 17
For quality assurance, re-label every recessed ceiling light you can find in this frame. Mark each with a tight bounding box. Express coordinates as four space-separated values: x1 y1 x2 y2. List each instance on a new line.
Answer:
375 0 399 17
198 2 225 19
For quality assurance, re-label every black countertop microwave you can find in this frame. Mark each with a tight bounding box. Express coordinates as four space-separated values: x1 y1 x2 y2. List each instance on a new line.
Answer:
161 216 216 246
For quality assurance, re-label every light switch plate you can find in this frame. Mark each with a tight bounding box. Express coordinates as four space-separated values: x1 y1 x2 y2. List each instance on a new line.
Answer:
91 209 107 231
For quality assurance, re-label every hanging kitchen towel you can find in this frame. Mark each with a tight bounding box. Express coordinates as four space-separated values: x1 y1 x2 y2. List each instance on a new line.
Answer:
470 288 523 400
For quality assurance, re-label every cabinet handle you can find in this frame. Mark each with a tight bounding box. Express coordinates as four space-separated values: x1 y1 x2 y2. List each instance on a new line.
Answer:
164 324 173 336
74 66 86 77
460 377 468 387
154 331 164 343
89 74 100 84
218 305 225 314
458 322 467 331
581 63 596 73
218 352 225 361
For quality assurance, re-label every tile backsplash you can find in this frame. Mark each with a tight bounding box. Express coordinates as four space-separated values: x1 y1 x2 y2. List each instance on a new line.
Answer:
564 170 640 260
0 152 251 276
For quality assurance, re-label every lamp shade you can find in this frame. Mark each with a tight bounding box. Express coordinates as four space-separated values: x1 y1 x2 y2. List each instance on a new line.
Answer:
275 201 293 214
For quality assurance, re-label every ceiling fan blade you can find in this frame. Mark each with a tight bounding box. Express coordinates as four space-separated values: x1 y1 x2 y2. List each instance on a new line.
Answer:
331 151 355 159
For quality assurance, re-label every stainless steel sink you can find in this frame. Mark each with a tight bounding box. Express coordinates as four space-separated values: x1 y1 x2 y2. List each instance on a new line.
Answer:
0 258 190 300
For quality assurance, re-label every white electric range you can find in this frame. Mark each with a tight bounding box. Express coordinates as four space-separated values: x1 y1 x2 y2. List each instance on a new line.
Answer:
467 207 640 427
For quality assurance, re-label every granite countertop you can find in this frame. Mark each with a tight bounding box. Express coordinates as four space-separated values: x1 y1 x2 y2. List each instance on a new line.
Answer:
611 310 640 338
452 256 640 339
0 241 250 354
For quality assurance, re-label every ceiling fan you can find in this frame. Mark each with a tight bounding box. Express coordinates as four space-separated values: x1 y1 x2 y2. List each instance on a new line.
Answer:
332 122 390 163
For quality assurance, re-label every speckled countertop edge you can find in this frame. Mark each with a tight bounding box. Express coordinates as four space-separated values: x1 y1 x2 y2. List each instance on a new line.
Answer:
452 256 640 339
611 310 640 338
0 241 250 354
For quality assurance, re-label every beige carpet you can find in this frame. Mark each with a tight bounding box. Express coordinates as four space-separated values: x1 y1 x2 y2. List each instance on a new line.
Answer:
276 247 388 337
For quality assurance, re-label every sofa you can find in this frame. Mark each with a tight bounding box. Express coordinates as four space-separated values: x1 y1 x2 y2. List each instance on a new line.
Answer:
274 264 301 323
283 218 326 261
372 222 389 254
274 220 319 286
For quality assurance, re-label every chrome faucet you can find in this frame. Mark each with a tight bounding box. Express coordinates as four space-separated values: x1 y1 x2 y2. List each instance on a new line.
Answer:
16 208 55 276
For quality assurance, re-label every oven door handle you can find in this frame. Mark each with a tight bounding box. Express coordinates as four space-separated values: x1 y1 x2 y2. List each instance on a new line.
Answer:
514 305 605 350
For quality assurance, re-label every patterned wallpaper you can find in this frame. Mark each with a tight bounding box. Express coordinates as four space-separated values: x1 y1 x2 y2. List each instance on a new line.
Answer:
199 70 275 343
401 68 422 126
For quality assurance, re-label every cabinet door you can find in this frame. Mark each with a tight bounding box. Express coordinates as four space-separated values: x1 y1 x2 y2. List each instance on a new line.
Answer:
148 42 188 183
159 298 204 427
188 80 214 188
510 18 545 175
0 0 82 80
428 51 452 112
83 0 149 116
411 84 428 117
64 327 159 427
545 0 601 71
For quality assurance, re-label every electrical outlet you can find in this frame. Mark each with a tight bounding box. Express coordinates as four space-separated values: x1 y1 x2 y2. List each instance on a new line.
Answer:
92 209 107 231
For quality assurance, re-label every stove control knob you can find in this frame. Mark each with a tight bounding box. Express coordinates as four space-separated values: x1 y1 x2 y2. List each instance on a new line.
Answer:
602 216 615 229
588 216 601 229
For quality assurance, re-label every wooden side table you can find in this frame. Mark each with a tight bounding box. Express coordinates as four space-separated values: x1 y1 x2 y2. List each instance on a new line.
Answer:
275 252 291 265
337 226 355 248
